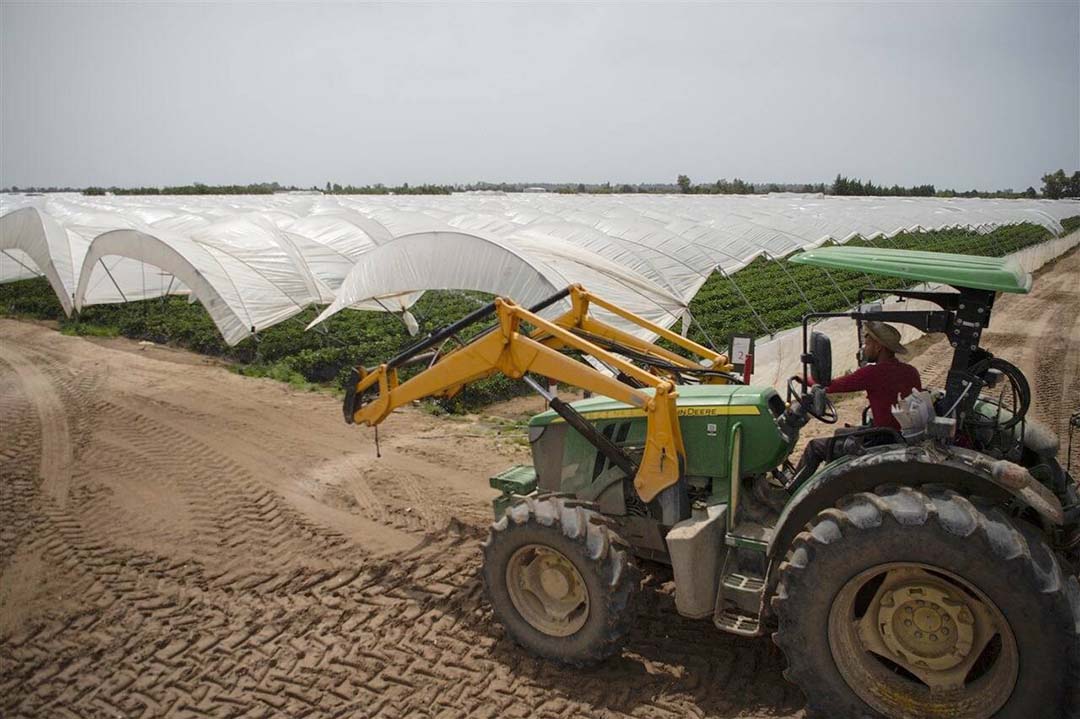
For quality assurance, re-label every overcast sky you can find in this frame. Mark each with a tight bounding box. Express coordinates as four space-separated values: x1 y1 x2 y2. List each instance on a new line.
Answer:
2 2 1077 190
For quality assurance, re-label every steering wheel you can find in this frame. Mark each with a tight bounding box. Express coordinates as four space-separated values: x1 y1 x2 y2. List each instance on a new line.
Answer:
787 375 838 424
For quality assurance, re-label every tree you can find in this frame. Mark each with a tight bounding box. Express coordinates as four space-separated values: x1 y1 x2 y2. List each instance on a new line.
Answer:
677 174 692 194
1041 169 1068 199
325 181 332 193
1024 186 1037 198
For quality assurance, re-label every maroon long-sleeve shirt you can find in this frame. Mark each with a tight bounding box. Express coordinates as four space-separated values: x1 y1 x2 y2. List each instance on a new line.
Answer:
822 357 922 430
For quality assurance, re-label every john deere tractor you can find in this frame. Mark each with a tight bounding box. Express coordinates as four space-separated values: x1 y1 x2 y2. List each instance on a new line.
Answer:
343 246 1080 718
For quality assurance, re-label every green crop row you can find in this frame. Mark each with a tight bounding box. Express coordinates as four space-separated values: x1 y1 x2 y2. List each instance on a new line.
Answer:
1 218 1075 408
683 222 1061 351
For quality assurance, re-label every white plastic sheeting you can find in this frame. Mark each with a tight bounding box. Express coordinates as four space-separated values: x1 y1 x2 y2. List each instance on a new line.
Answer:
74 220 330 345
0 206 81 315
313 230 565 325
2 193 1079 345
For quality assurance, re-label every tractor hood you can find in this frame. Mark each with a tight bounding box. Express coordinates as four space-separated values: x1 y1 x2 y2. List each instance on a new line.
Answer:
529 384 776 427
789 246 1032 294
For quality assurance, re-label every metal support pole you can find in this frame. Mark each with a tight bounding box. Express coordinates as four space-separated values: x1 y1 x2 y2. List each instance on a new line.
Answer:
718 266 773 336
142 261 149 322
99 259 129 303
685 309 719 352
0 249 43 277
763 252 815 314
161 275 175 309
820 267 853 308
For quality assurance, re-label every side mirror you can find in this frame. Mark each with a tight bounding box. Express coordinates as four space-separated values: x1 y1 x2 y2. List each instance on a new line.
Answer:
810 331 832 386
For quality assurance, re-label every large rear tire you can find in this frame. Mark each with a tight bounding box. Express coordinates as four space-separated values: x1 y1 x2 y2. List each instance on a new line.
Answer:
481 496 640 666
772 486 1080 719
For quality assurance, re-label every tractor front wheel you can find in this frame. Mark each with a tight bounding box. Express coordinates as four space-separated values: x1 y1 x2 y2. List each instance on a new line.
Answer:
482 496 640 665
772 486 1080 719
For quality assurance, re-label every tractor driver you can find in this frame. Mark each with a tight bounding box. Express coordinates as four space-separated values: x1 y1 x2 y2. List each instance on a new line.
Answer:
792 321 922 481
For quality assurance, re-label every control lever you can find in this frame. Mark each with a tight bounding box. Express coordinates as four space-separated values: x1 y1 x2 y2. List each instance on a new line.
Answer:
810 385 829 418
779 375 841 443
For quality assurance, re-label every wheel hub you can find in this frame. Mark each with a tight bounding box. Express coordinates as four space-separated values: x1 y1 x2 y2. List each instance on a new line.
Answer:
505 544 589 637
877 583 973 671
830 562 1019 717
539 565 572 599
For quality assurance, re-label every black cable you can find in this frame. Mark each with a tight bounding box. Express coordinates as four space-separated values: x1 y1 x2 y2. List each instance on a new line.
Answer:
1068 410 1079 474
966 356 1031 431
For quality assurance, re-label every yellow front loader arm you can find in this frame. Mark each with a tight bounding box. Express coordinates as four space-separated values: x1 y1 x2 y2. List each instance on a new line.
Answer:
345 286 731 502
545 286 731 381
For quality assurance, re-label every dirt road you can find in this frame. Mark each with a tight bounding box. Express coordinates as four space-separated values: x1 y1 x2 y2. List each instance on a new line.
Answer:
2 248 1077 718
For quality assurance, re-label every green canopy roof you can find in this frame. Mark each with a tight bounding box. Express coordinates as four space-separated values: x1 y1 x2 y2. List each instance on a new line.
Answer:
789 246 1032 294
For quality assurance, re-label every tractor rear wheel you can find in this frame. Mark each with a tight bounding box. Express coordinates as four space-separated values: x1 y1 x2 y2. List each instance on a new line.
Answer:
772 486 1080 719
481 496 640 665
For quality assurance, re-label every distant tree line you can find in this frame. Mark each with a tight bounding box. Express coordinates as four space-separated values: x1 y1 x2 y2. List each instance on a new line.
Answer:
673 170 1080 199
829 174 936 197
2 185 82 194
2 169 1077 199
322 181 453 195
937 187 1039 199
674 175 802 195
83 182 296 196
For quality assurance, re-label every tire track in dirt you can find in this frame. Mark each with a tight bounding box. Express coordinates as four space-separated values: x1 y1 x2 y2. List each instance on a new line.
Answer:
0 342 73 506
2 520 803 719
0 367 42 569
1 317 805 719
1029 290 1077 437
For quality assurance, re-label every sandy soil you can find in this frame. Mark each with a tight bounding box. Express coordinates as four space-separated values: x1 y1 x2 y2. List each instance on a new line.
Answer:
1 248 1077 718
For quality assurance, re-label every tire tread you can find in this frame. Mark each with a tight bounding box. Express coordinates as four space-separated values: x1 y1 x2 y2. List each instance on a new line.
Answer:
771 486 1080 718
481 495 640 666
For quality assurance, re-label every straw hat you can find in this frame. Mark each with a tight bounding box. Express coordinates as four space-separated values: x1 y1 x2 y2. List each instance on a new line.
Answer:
865 321 908 356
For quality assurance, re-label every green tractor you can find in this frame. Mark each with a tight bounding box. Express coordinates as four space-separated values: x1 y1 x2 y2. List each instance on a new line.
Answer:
345 246 1080 718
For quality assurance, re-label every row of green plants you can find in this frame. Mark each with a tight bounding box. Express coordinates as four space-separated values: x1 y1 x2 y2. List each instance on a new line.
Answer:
683 222 1056 348
0 220 1073 409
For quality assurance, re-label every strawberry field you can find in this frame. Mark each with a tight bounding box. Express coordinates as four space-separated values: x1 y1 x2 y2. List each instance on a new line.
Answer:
684 222 1058 349
1 219 1075 406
